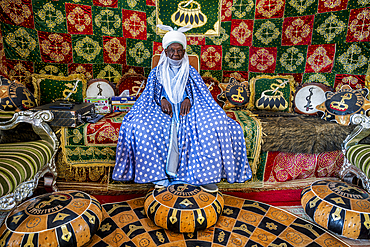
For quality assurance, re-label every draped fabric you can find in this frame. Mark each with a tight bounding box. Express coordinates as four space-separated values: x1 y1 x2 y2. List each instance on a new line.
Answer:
112 66 252 185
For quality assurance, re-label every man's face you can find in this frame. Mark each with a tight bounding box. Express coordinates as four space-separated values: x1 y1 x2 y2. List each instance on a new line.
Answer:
165 43 185 60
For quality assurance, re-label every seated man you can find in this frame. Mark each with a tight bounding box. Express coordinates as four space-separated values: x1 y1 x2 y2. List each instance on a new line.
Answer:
112 25 252 192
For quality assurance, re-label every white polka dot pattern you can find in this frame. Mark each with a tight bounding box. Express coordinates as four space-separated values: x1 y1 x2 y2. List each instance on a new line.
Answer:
112 66 252 185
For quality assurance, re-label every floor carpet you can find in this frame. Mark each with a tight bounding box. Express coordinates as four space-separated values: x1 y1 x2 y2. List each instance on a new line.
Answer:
86 194 349 247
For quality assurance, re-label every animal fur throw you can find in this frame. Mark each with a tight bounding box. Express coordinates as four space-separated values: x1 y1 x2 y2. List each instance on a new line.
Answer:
255 111 370 154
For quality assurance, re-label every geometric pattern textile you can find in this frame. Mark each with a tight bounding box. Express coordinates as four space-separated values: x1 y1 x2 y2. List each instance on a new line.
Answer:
0 190 103 246
86 194 350 247
0 0 369 95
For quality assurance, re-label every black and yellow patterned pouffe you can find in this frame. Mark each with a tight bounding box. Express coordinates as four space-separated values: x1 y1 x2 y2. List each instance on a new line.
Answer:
0 190 103 247
301 179 370 239
144 183 224 233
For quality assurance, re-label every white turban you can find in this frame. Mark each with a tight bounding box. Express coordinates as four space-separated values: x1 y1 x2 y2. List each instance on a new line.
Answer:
157 25 192 49
155 25 192 104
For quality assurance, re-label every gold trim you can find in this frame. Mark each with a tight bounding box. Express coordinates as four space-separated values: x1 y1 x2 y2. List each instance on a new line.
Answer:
248 75 296 113
32 73 87 106
231 109 263 176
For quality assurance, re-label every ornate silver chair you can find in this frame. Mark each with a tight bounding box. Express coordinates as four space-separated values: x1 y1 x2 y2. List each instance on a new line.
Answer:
0 110 59 211
340 113 370 192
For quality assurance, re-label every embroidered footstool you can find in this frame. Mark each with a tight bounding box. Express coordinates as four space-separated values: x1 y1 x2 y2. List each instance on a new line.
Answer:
144 183 224 233
301 179 370 239
0 190 103 247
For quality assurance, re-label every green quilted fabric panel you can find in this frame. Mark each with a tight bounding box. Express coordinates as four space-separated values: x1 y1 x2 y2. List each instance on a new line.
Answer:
0 140 53 197
346 144 370 178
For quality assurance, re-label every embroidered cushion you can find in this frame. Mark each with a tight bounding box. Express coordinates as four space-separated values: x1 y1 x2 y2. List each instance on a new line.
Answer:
144 184 224 233
32 74 87 105
301 179 370 239
249 75 296 112
218 77 250 110
0 190 103 247
0 140 53 197
0 75 36 111
346 144 370 178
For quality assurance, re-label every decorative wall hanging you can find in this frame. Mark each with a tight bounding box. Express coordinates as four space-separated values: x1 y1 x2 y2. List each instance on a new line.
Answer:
294 82 332 115
316 84 370 125
249 75 296 113
156 0 222 36
218 77 250 110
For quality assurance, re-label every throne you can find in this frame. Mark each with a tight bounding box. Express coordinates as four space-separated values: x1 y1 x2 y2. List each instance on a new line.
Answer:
0 110 59 211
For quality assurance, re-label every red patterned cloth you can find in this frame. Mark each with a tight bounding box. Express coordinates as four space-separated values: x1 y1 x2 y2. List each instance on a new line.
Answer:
122 10 147 40
255 0 285 19
282 16 314 46
249 46 277 73
263 150 344 182
65 3 93 35
230 19 254 46
318 0 349 13
103 36 126 64
5 60 33 86
85 112 124 145
146 0 155 6
187 36 205 45
347 8 370 43
305 44 335 73
152 42 163 55
0 0 34 29
201 45 222 70
221 0 233 22
38 31 72 64
68 63 93 81
334 74 366 91
93 0 118 8
223 71 249 83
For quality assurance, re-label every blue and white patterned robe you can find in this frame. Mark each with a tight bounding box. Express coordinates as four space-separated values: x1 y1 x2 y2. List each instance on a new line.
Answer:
112 66 252 185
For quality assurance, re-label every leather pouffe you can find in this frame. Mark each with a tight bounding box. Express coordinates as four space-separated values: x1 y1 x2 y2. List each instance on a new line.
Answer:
144 183 224 233
301 179 370 239
0 190 103 247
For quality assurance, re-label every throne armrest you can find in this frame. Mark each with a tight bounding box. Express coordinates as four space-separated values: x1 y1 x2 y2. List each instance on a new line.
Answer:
0 110 59 150
340 113 370 192
0 110 60 211
342 114 370 151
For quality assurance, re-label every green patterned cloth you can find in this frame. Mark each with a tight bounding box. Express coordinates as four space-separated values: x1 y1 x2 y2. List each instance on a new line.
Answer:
34 62 68 76
276 45 307 73
72 35 104 64
253 19 283 47
312 10 349 45
302 73 335 87
346 144 370 178
0 140 53 197
284 0 318 17
118 0 146 11
93 64 122 84
232 0 256 19
222 45 249 71
333 42 370 75
32 0 68 33
1 23 41 62
92 6 123 37
126 39 152 67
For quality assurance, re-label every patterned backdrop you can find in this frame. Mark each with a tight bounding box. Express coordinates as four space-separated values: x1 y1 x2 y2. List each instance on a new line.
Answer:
0 0 369 92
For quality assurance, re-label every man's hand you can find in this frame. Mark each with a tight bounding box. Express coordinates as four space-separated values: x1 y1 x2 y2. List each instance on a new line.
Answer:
180 98 191 116
161 98 172 117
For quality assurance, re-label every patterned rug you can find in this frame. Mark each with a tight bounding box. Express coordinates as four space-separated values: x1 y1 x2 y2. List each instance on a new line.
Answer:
86 194 349 247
